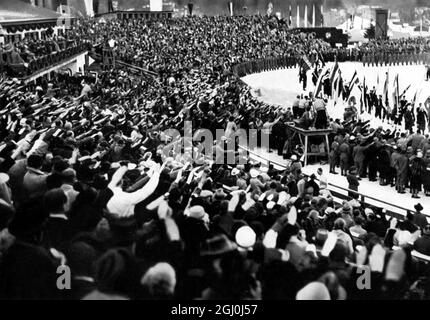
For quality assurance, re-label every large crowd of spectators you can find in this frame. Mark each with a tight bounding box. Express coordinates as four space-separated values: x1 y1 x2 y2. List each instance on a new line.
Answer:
0 15 430 301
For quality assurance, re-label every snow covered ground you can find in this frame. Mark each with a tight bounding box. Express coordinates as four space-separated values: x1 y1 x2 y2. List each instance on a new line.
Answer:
241 63 430 217
242 62 430 132
245 146 430 219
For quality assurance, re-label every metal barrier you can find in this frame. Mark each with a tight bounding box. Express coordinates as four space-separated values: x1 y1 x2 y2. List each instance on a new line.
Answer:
14 42 93 78
89 51 158 77
238 144 425 220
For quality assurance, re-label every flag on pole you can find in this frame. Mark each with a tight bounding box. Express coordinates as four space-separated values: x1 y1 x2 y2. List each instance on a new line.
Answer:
304 5 308 28
187 3 194 16
301 55 313 73
412 90 418 108
376 72 379 94
297 5 300 28
228 1 234 16
267 2 273 16
383 70 389 108
318 51 326 67
392 73 399 109
400 84 411 98
348 70 359 95
360 77 367 114
329 61 339 86
289 5 292 27
332 69 342 104
312 5 316 28
320 4 324 26
313 67 330 98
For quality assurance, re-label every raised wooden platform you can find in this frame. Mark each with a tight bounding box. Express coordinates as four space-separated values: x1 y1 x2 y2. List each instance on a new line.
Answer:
286 123 333 166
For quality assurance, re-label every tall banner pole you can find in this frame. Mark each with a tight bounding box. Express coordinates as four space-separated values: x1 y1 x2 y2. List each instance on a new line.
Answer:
321 4 324 27
312 5 316 28
297 5 300 28
304 5 308 28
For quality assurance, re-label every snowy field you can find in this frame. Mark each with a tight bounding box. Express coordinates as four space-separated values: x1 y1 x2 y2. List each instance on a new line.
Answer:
241 62 430 217
243 62 430 132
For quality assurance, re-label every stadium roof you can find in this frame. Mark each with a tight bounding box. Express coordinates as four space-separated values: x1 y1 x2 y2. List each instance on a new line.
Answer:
0 0 61 24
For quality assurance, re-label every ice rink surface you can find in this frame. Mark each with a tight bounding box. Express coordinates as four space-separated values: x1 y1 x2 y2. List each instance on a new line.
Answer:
243 62 430 132
242 63 430 218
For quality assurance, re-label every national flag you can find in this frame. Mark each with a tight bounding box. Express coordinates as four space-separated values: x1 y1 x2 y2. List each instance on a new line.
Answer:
332 69 342 104
188 3 194 16
348 70 359 95
376 72 380 95
392 73 399 109
321 5 324 26
329 61 339 86
228 1 234 16
383 70 389 108
317 51 326 67
304 5 308 28
301 55 313 73
400 84 411 98
412 89 418 110
288 5 292 27
313 67 330 98
360 77 367 114
312 4 316 27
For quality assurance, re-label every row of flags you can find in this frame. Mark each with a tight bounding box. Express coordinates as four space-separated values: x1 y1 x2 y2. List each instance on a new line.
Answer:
213 2 324 27
311 61 410 115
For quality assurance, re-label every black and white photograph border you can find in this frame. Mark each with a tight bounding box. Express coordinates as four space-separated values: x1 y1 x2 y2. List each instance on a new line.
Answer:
0 0 430 307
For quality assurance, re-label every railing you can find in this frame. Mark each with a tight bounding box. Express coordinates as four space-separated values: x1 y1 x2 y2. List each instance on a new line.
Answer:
238 144 427 221
3 42 93 78
89 50 158 77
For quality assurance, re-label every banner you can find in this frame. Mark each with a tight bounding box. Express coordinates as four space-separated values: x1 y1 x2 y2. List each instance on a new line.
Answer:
84 0 94 17
301 55 312 73
321 4 324 27
383 70 389 108
348 70 359 97
313 67 330 98
360 77 367 114
329 61 339 85
312 5 316 28
267 2 273 16
392 73 399 110
150 0 162 12
188 3 194 16
332 69 342 104
304 5 308 28
289 5 292 27
229 1 233 17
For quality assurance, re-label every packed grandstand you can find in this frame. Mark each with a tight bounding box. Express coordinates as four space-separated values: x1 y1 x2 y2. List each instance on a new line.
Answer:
2 9 430 301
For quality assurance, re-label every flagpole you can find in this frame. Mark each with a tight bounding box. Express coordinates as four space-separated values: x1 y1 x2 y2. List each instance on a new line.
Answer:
312 5 316 28
321 4 324 27
289 5 292 28
297 5 300 28
304 5 308 28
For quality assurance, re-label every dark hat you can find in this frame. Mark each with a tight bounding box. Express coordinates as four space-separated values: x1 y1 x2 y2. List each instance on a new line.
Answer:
200 234 237 257
94 248 141 296
315 229 329 248
8 203 48 240
415 203 424 212
63 241 98 276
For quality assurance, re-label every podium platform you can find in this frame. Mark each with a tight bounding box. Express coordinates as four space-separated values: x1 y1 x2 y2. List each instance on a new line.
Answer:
286 123 333 166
